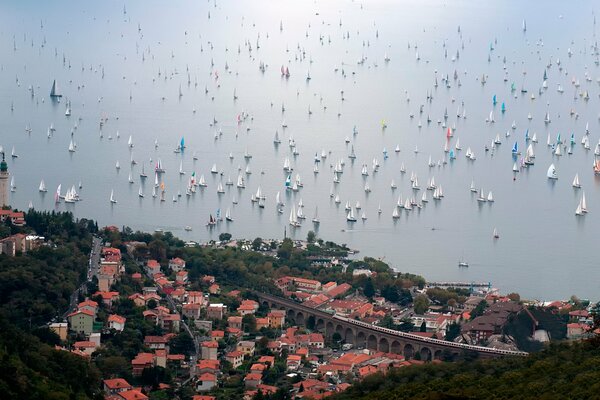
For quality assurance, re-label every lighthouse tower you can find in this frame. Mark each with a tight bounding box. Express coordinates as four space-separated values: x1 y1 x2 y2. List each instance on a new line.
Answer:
0 152 9 208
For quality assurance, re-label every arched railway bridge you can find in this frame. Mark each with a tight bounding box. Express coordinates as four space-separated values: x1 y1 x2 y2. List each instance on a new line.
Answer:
256 292 528 361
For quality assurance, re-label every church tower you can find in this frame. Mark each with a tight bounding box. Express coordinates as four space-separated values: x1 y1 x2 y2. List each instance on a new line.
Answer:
0 152 9 208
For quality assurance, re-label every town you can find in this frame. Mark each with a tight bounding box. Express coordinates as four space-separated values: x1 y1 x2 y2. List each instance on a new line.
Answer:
4 217 582 400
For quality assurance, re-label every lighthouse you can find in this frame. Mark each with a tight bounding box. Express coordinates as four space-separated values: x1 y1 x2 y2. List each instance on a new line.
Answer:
0 152 9 208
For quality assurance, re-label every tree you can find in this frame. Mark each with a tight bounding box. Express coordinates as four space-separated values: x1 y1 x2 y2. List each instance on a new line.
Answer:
445 322 461 342
252 237 263 251
147 299 158 309
168 332 195 356
420 321 427 332
306 231 316 243
332 332 342 343
219 232 232 242
277 238 293 260
242 314 257 333
413 294 430 315
470 300 488 320
363 278 375 298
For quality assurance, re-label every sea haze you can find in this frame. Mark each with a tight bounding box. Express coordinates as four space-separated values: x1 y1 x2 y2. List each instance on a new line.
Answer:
0 0 598 300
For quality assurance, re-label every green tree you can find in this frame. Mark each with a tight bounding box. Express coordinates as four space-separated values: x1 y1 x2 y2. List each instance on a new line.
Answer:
252 237 263 251
168 332 195 356
445 322 461 342
363 278 375 298
413 294 430 315
219 232 232 242
242 314 257 333
307 231 316 243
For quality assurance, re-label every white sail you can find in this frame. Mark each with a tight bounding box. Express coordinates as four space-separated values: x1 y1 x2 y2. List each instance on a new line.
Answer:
547 164 558 179
39 180 47 192
572 174 581 188
582 192 588 212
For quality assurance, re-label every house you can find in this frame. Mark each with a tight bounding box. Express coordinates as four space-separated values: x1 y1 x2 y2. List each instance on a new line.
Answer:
103 378 132 395
182 303 202 319
73 341 97 356
77 300 99 316
170 288 187 302
196 359 220 375
225 351 245 368
201 341 219 360
0 210 26 226
118 389 149 400
280 276 322 292
210 330 225 342
322 282 337 292
49 322 68 341
192 396 216 400
144 335 169 351
208 283 220 294
267 310 285 328
187 291 205 305
256 317 269 330
108 314 126 332
567 322 590 339
93 291 120 307
244 373 263 388
132 353 155 376
286 354 302 371
68 309 95 335
176 271 188 285
237 340 256 356
257 355 275 367
146 260 161 276
202 275 216 285
206 304 227 319
159 313 181 332
228 316 243 330
237 300 259 315
169 257 186 272
197 373 217 392
461 302 524 342
129 293 147 307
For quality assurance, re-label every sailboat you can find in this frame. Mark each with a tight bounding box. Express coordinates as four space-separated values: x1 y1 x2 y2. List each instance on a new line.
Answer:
39 180 47 192
572 174 581 188
289 205 300 227
547 164 558 180
138 187 144 198
346 207 357 222
581 192 588 213
50 80 62 97
225 208 233 221
493 228 499 239
110 190 117 204
140 164 147 178
312 207 320 224
487 191 494 202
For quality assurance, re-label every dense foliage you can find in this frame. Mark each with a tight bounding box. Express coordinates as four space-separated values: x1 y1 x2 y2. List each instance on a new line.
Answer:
333 339 600 400
0 211 101 399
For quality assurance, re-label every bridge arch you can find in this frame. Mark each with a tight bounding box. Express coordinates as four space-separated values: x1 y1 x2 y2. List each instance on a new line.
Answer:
391 340 402 354
356 331 367 348
287 309 296 323
367 334 378 350
344 327 354 344
296 312 305 326
404 343 414 359
379 337 389 353
420 346 432 361
316 318 325 331
325 321 334 337
433 350 443 360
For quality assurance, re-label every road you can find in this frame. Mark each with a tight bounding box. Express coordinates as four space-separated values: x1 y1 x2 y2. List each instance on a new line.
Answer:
61 236 102 320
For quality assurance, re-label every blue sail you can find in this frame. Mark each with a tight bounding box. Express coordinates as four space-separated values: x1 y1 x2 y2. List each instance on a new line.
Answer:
512 142 518 153
501 102 506 113
449 149 455 159
180 137 185 149
285 174 291 187
216 208 221 219
525 129 529 141
570 133 575 145
556 133 561 144
492 95 497 105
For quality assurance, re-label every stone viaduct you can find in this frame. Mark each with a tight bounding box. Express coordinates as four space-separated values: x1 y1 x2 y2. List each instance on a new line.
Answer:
257 292 528 361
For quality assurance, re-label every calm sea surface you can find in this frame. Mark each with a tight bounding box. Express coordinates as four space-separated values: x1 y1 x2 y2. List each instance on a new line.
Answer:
1 0 599 300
